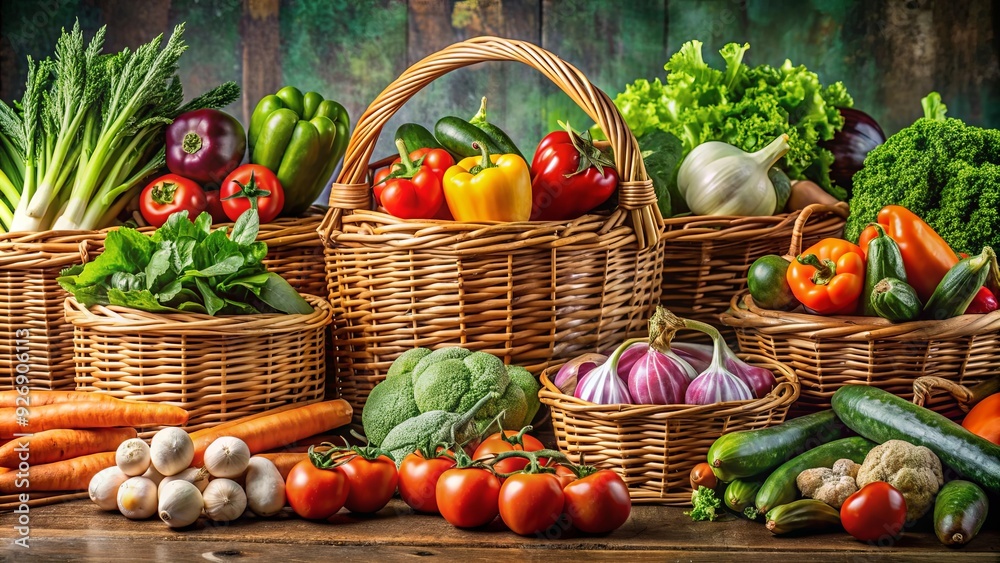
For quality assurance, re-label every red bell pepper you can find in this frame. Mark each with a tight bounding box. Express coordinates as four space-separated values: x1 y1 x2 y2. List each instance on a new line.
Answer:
373 140 448 220
529 122 617 221
966 286 999 314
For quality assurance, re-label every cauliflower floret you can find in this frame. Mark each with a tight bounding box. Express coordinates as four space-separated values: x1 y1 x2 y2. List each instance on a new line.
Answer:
856 440 944 521
797 458 861 509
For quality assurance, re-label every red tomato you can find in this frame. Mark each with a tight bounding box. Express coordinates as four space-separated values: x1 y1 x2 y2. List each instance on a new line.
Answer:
285 459 350 520
435 467 501 528
398 450 456 514
139 174 207 227
563 469 631 534
498 473 565 535
840 482 907 542
220 164 284 223
553 465 577 489
339 454 399 513
473 431 546 475
202 189 229 224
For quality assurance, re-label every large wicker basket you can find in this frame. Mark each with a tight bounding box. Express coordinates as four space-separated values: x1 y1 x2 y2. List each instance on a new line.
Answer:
539 354 799 505
660 201 848 327
65 294 332 433
319 37 664 418
721 211 1000 413
1 212 328 391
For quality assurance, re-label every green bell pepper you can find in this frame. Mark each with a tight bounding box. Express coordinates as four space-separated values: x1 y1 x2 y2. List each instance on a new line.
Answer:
248 86 350 217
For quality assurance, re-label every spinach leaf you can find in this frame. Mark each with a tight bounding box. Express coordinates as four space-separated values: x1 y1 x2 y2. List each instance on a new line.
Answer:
107 289 178 313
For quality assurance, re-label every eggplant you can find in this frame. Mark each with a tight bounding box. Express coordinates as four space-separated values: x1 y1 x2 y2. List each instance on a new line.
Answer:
166 109 247 185
821 107 886 197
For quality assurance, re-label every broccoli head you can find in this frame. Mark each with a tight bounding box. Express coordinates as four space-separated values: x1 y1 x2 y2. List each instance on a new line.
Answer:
412 349 511 414
845 93 1000 255
506 365 541 427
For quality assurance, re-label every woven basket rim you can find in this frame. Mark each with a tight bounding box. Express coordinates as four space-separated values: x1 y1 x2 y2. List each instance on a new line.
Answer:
722 291 1000 340
64 293 333 333
660 202 848 242
538 352 799 420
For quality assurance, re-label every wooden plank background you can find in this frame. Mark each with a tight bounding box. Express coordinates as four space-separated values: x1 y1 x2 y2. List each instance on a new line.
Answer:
1 0 998 167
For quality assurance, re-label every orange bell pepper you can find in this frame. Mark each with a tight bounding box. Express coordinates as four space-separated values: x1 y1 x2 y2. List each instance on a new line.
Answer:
787 238 867 315
963 392 1000 445
857 205 959 303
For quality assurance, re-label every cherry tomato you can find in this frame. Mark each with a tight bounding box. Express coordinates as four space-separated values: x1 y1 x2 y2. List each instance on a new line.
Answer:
339 453 399 513
202 189 229 224
689 462 718 491
498 473 565 536
398 450 456 514
139 173 207 227
562 469 631 534
285 458 350 520
435 467 500 528
220 164 284 223
473 431 546 475
840 482 907 543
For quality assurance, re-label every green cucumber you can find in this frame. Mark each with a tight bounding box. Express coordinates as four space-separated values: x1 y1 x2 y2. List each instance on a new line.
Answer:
923 246 998 320
871 277 921 322
468 96 525 162
755 436 876 514
832 385 1000 496
434 116 503 159
862 224 908 316
706 410 846 482
765 499 841 535
934 480 989 546
725 478 764 515
769 168 791 214
395 123 442 153
747 255 798 311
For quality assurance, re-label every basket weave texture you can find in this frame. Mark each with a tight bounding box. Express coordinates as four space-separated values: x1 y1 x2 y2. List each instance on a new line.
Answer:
721 207 1000 413
1 211 327 391
65 294 331 433
539 354 799 505
659 202 848 326
912 375 1000 421
318 36 665 417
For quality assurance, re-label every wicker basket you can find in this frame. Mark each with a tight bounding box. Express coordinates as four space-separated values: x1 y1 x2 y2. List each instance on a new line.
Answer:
721 209 1000 413
1 211 328 391
65 294 332 433
660 201 848 327
318 37 664 418
539 354 799 505
912 375 999 421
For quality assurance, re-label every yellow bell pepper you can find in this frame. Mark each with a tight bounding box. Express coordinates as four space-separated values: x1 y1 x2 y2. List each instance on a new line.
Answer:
442 142 532 222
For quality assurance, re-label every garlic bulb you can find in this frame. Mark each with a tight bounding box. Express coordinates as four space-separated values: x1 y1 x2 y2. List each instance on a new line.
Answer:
89 466 130 511
117 476 158 519
142 463 165 487
677 134 790 216
204 437 251 478
245 457 286 517
159 466 209 496
150 427 194 477
116 438 151 477
158 480 204 528
202 478 247 522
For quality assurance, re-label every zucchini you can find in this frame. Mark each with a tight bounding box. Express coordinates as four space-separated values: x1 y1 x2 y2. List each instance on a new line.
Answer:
862 224 908 316
395 123 442 153
765 499 841 535
725 478 763 515
755 436 875 514
468 96 525 162
434 116 503 159
923 246 998 320
706 410 846 482
747 255 798 311
832 385 1000 496
871 277 921 322
934 480 989 546
769 168 791 215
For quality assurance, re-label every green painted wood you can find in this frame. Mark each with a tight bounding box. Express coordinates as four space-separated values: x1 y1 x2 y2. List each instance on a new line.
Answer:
168 0 242 119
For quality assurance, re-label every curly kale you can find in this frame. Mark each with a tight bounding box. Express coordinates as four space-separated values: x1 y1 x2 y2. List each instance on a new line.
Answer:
685 486 723 522
845 93 1000 255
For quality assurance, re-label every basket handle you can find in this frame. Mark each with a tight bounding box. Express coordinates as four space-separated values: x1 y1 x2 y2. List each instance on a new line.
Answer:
786 202 850 257
913 375 1000 411
319 36 661 248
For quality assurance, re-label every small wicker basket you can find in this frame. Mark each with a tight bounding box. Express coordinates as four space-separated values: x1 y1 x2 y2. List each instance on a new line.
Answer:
1 211 328 391
319 37 665 418
912 375 999 421
721 210 1000 413
538 354 799 505
65 294 332 433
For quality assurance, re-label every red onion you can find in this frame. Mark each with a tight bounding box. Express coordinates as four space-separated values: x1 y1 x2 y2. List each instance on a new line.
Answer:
820 107 886 196
627 307 698 404
676 317 754 405
672 342 712 373
618 341 648 385
575 339 638 405
554 353 606 395
722 348 776 398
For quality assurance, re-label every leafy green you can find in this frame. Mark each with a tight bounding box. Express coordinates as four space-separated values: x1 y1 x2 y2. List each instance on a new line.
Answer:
685 486 723 522
614 40 853 208
636 129 685 217
845 92 1000 255
58 210 313 316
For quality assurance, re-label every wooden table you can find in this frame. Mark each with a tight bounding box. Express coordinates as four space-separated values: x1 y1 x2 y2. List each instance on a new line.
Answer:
5 497 998 561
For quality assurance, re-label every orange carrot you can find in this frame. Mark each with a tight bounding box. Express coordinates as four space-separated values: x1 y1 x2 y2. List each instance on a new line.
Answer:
255 452 309 480
0 468 8 475
188 403 302 441
191 400 352 466
0 402 188 437
0 390 122 408
0 428 137 469
0 452 115 493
